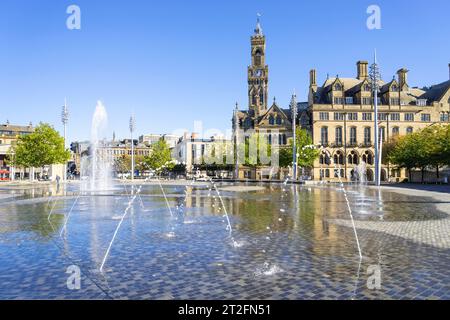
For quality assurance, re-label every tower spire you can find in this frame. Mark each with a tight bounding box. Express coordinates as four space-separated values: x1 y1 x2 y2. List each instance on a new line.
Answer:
254 13 263 36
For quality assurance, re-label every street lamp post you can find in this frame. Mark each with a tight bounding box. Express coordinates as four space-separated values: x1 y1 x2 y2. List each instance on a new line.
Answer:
129 114 136 181
61 99 69 181
290 93 297 180
369 51 382 186
234 103 239 180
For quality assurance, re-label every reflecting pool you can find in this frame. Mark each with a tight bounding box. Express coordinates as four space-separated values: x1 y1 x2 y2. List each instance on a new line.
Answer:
0 182 449 299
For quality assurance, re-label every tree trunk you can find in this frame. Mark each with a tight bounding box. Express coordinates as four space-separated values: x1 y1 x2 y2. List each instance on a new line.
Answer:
408 168 412 182
436 166 440 179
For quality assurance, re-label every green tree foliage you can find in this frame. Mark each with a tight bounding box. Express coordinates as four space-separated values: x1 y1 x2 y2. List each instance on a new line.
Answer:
114 154 146 174
278 128 319 168
9 123 70 169
143 139 174 171
386 124 450 182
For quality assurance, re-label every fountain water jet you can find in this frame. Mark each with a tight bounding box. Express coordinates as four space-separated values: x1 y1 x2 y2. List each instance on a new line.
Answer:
80 101 113 192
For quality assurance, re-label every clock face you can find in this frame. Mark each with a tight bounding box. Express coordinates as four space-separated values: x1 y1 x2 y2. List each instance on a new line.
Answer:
255 69 263 77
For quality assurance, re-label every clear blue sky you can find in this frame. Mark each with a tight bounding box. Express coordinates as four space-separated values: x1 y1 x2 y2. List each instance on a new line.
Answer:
1 0 449 143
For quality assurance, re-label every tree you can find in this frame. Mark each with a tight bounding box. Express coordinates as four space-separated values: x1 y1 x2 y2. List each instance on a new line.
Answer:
388 130 430 182
278 127 319 169
9 123 70 179
114 154 146 176
114 154 131 174
143 139 173 172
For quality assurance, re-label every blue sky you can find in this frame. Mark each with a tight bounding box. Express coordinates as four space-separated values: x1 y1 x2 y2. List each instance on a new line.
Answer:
1 0 449 143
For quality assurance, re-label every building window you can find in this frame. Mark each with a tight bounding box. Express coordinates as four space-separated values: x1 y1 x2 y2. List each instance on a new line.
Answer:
335 127 343 145
391 85 399 92
333 151 344 165
379 127 386 141
364 127 371 145
260 92 264 104
362 113 372 121
416 99 427 106
321 127 328 145
362 151 374 165
269 116 274 125
405 113 414 121
334 112 345 121
406 127 413 134
390 98 400 105
348 151 359 165
392 126 399 136
268 134 272 145
379 113 388 121
319 112 329 121
350 127 357 145
334 84 342 91
362 97 371 105
276 116 282 125
390 113 400 121
440 113 449 122
283 134 287 145
333 97 344 105
345 97 354 104
421 114 431 122
348 113 358 121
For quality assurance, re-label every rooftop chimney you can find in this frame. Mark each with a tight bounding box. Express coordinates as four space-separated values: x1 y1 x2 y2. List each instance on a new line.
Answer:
397 68 409 90
310 69 317 87
357 61 368 80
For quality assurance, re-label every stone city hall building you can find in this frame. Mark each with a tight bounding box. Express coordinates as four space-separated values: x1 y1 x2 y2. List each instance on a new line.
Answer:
233 18 450 182
309 63 450 182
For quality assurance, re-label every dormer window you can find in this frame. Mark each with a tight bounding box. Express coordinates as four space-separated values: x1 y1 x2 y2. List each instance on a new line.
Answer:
363 84 371 92
334 84 342 91
345 97 354 105
269 115 274 125
391 85 399 92
276 116 282 125
416 99 427 106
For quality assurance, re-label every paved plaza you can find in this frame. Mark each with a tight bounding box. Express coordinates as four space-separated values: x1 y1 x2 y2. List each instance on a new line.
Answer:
0 182 449 299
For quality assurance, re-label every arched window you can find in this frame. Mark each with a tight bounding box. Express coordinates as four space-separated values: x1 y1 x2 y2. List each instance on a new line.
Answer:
363 151 374 165
406 127 413 134
321 127 328 145
364 84 371 92
278 134 282 145
333 151 344 165
348 151 359 165
283 134 287 145
269 115 274 125
252 95 257 105
335 127 343 145
334 83 342 91
268 134 272 145
392 126 399 136
320 154 325 164
254 49 262 66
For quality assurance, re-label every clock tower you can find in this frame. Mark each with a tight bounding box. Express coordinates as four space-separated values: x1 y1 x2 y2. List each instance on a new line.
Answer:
248 16 269 117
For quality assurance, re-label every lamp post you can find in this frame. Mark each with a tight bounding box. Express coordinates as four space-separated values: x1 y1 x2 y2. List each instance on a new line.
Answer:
290 92 297 180
61 99 69 181
234 103 239 180
129 114 136 181
369 51 381 186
